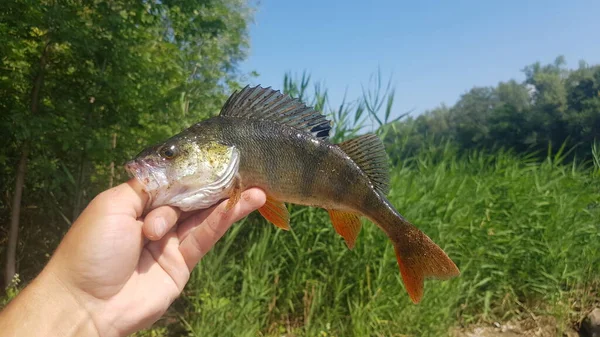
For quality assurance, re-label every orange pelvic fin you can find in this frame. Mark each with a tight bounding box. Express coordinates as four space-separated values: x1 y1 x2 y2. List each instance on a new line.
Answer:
388 222 460 304
328 209 362 250
258 196 290 230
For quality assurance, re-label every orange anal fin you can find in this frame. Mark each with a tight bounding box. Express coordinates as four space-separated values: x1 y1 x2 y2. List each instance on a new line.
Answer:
224 176 242 212
258 196 290 230
389 224 460 304
395 252 425 304
327 210 362 250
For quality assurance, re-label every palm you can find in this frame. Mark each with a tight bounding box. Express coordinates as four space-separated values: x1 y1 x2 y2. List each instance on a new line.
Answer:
77 216 187 332
47 181 265 337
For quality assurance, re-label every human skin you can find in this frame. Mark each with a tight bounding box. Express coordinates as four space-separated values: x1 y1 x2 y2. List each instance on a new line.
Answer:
0 179 266 337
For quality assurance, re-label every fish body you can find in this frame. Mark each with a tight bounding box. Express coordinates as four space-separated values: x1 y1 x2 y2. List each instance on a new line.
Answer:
126 86 460 303
194 117 372 210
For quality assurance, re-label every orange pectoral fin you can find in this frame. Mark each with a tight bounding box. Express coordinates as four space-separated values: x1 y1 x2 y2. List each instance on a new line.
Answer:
327 210 362 250
224 176 242 212
258 196 290 230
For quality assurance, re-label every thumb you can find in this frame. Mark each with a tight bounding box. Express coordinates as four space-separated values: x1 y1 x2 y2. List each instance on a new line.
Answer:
88 179 150 219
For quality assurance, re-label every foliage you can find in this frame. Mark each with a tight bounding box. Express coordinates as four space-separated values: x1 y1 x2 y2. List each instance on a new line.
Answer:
0 0 253 286
0 274 20 310
384 56 600 164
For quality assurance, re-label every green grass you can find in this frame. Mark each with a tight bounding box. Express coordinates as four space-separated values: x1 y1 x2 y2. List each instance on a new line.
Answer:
137 146 599 337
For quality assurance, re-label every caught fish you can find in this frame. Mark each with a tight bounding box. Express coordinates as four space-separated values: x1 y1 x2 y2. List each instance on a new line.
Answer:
125 85 460 303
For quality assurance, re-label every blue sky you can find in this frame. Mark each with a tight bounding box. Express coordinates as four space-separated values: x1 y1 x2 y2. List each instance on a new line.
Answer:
239 0 600 118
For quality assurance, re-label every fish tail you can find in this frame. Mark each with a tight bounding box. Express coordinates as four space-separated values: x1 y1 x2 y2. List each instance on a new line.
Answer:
334 132 459 303
378 210 460 304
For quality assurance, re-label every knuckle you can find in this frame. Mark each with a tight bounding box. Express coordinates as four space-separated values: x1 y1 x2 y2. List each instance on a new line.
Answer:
190 231 204 251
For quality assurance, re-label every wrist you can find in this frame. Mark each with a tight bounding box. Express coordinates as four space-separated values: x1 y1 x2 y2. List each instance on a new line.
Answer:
0 269 101 337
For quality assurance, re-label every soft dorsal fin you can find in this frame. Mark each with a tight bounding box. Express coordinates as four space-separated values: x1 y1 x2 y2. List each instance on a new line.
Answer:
338 133 390 195
219 85 331 140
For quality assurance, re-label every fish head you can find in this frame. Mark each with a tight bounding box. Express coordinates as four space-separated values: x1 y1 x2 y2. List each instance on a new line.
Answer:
125 132 240 211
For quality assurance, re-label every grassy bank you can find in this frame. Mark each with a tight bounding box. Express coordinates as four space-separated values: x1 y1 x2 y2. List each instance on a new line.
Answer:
139 146 599 337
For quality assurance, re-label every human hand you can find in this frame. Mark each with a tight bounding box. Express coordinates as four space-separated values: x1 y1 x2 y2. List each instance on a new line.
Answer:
0 179 266 337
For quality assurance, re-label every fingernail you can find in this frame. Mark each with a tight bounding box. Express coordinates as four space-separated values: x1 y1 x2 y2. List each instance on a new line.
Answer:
153 217 167 237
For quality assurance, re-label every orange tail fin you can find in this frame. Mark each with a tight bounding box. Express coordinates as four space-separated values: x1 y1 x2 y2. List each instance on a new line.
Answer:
386 220 460 304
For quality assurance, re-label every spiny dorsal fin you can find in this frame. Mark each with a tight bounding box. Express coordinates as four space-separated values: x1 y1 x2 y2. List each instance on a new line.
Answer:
220 85 331 140
338 133 390 195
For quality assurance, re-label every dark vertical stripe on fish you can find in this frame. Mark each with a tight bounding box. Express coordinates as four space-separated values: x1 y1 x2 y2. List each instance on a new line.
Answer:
300 144 323 198
332 152 351 202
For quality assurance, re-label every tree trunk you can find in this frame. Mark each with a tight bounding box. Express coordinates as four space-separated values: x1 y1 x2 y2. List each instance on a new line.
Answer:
108 132 117 188
4 41 50 288
4 146 29 287
72 152 87 222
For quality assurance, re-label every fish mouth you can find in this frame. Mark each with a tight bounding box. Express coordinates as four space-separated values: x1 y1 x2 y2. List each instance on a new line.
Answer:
124 159 161 193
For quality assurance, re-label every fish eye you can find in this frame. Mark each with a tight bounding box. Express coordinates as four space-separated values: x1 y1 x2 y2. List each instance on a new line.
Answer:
160 146 177 160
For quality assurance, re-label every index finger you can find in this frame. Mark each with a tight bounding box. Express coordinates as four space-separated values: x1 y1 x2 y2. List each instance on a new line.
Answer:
178 188 266 271
142 205 182 240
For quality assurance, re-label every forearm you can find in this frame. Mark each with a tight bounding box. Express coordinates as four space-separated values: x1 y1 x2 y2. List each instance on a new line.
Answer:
0 270 100 337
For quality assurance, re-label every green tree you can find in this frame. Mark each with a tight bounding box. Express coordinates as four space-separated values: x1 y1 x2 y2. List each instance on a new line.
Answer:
487 80 532 152
0 0 252 287
522 56 569 151
496 79 531 112
381 55 599 162
564 64 600 155
449 86 499 149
